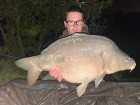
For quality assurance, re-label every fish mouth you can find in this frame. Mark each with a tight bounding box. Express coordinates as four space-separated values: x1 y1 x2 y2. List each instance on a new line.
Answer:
129 61 136 72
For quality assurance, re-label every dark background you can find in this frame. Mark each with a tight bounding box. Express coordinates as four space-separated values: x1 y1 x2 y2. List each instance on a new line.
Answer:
103 0 140 81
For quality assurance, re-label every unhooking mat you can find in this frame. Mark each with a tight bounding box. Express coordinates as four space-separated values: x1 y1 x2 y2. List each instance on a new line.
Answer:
0 79 140 105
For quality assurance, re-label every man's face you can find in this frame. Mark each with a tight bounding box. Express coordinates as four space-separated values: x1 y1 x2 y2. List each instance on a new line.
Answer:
64 12 84 34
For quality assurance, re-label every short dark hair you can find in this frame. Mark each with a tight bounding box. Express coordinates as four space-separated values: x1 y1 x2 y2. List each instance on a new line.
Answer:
65 6 84 20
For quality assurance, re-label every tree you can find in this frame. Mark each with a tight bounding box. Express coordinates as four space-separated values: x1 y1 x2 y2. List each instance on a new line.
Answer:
0 0 112 57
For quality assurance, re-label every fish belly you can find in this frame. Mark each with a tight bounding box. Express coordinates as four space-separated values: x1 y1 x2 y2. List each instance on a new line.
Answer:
60 58 102 83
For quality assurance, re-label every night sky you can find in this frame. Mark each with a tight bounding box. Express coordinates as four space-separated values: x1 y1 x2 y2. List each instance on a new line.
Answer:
103 0 140 80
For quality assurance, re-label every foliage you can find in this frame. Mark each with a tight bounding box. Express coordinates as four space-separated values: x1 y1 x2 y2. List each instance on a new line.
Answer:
0 0 112 57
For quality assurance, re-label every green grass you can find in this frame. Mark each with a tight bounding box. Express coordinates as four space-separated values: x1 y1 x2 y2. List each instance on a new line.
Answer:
0 58 27 86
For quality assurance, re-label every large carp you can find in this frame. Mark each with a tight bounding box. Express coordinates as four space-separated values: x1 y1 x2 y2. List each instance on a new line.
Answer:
15 33 136 96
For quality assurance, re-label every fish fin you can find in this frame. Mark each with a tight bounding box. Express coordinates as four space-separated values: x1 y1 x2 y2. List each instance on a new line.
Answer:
15 56 44 85
95 72 105 88
15 56 41 71
27 69 41 85
76 82 88 97
15 58 32 71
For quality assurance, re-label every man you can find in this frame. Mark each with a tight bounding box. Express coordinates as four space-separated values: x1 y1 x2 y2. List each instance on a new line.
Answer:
60 5 88 38
45 6 88 81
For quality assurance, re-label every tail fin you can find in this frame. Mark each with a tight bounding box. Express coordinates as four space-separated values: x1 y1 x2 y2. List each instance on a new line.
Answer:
15 57 36 71
27 68 42 85
15 56 42 85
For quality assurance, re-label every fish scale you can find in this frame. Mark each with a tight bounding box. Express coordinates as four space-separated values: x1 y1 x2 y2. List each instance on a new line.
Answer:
15 33 136 97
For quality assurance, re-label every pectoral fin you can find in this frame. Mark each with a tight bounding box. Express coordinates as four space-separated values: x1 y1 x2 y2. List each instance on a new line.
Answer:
27 69 41 85
95 72 105 88
76 82 89 97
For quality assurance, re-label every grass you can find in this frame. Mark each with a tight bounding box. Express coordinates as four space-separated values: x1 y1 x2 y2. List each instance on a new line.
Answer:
0 58 27 86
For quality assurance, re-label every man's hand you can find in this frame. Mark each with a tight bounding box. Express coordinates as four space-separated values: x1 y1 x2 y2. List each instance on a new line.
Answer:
49 67 63 82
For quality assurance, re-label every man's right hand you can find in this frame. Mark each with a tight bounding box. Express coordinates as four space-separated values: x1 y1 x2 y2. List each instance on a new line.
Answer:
49 67 63 82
